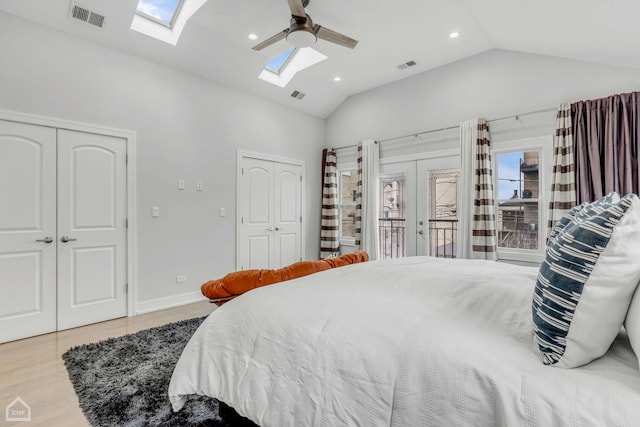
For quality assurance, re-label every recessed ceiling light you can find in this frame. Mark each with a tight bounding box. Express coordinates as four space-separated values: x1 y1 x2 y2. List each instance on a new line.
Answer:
334 76 341 82
248 34 258 40
449 32 459 39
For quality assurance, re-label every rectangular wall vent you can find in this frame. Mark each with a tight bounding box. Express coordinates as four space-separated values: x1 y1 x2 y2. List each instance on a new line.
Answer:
397 60 417 70
70 3 105 28
290 90 306 100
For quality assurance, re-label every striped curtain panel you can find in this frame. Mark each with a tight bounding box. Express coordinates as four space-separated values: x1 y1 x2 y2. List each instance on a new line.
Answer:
547 103 577 234
354 146 363 248
458 118 497 260
320 149 339 258
354 140 380 259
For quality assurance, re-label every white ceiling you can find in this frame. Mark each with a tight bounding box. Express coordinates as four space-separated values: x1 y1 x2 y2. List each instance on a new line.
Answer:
2 0 640 118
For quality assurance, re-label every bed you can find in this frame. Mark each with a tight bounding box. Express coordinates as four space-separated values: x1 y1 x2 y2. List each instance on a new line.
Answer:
168 256 640 426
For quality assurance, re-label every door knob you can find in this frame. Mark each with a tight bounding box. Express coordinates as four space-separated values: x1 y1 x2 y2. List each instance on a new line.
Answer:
60 236 77 242
417 230 424 235
36 236 54 243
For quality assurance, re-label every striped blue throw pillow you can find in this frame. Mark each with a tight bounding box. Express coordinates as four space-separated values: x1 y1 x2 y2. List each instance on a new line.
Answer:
533 193 640 368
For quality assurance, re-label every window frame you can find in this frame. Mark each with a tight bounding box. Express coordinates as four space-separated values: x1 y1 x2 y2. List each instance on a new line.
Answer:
491 136 552 264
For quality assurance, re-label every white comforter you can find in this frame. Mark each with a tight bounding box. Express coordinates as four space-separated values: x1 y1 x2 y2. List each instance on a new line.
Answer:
169 256 640 426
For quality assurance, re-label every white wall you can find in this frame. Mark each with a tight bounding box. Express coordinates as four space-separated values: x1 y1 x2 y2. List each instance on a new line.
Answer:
0 12 325 308
327 49 640 152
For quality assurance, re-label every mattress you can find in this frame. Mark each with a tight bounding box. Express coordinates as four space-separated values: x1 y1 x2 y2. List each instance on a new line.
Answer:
169 256 640 426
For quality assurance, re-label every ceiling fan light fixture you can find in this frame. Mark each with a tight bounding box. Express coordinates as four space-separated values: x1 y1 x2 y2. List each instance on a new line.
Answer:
286 28 317 48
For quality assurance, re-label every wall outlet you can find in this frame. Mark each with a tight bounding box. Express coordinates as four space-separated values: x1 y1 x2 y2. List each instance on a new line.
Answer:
176 275 187 284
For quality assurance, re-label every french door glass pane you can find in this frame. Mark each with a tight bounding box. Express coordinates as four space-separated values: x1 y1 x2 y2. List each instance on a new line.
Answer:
379 173 406 259
428 169 459 258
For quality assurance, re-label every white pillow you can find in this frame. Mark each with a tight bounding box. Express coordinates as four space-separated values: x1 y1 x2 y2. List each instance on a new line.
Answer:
624 286 640 368
533 193 640 368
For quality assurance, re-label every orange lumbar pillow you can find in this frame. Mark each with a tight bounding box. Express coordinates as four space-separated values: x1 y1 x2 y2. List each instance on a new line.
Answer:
201 251 369 302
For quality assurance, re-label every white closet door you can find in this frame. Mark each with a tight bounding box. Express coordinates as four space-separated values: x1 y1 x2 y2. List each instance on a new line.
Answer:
238 155 304 270
274 162 302 267
239 158 274 270
56 129 127 330
0 120 57 343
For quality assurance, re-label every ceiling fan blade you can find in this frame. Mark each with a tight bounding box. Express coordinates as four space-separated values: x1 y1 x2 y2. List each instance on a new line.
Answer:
287 0 306 17
315 25 358 49
252 30 288 51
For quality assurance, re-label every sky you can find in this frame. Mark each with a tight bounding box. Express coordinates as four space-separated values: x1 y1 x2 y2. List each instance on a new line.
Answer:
497 152 523 200
136 0 181 24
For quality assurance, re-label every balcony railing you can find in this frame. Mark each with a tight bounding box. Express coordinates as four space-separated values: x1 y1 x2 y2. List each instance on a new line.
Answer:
428 219 457 258
379 218 406 259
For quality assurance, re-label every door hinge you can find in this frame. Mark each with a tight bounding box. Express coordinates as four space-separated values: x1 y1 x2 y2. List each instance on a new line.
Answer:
242 168 244 175
300 216 302 223
126 154 128 164
300 176 302 182
124 283 128 293
125 218 128 228
241 216 244 224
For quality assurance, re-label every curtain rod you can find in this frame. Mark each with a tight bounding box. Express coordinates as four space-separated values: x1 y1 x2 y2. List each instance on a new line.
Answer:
331 106 557 151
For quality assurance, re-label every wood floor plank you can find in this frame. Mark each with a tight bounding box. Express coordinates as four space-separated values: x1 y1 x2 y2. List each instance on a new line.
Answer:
0 301 215 426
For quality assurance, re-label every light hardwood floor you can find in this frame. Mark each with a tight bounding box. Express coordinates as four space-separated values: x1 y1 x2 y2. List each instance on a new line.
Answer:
0 301 216 426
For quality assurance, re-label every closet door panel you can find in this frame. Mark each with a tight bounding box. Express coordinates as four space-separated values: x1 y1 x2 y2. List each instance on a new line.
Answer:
0 120 57 343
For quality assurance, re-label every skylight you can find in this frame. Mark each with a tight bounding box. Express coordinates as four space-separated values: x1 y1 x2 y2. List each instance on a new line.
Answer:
131 0 206 45
258 47 327 88
136 0 184 27
265 47 298 74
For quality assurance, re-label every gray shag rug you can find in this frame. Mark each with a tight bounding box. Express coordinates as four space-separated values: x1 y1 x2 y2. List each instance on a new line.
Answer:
62 316 256 427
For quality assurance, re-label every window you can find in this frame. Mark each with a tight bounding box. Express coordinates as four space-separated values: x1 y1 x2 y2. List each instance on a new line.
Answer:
428 169 459 258
130 0 206 45
492 136 552 263
136 0 185 27
379 173 406 259
265 47 298 74
258 47 327 88
338 170 358 243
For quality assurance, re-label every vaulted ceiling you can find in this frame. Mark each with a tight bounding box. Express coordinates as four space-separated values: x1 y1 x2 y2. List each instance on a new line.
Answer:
2 0 639 118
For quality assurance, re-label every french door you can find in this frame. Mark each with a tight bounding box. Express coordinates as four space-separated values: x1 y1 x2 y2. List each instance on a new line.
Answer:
0 120 128 343
379 156 459 258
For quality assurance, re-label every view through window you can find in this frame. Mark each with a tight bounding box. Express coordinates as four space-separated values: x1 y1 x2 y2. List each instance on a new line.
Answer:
496 150 540 250
339 170 358 240
379 173 406 259
136 0 184 26
429 169 459 258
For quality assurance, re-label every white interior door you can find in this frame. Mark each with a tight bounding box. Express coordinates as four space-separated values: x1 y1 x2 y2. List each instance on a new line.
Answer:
238 155 303 270
239 158 274 270
416 156 460 257
56 129 127 330
274 162 302 267
0 120 57 343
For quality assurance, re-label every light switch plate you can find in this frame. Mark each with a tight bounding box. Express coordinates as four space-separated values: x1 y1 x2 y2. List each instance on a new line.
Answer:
219 208 225 217
178 179 185 190
196 180 203 191
152 206 159 217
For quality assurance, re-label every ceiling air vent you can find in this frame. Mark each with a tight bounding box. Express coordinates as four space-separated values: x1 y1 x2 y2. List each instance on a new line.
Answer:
397 60 417 70
290 90 306 100
70 3 106 29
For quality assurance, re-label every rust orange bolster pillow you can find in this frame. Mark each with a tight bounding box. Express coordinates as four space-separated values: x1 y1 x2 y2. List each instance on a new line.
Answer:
201 250 369 300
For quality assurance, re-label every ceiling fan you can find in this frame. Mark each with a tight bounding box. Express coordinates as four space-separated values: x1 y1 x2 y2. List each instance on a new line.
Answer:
252 0 359 51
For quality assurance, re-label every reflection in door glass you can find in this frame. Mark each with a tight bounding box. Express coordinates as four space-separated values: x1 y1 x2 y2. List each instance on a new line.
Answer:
428 169 459 258
379 173 406 259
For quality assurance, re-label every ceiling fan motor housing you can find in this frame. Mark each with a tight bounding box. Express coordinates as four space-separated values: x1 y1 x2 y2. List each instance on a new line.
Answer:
287 15 317 47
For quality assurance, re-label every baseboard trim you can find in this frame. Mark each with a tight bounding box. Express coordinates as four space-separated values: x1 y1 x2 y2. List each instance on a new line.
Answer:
135 291 207 315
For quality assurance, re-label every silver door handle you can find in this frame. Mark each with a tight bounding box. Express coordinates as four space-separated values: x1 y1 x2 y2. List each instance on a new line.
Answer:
36 236 54 243
60 236 77 242
267 227 281 232
417 230 424 235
